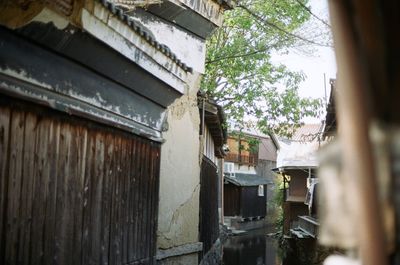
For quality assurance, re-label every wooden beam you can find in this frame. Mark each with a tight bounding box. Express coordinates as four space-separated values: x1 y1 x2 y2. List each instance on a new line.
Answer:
329 1 387 264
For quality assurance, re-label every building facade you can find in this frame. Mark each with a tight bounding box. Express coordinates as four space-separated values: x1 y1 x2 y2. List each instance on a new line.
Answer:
223 129 278 230
0 1 232 264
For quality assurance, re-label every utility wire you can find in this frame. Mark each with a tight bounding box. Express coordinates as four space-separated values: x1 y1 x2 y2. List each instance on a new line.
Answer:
237 4 333 48
206 41 283 64
294 0 331 29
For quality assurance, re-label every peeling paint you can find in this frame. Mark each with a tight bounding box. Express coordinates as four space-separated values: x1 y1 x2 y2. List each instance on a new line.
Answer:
179 0 224 26
0 65 166 141
82 7 188 94
1 67 160 127
130 10 206 73
1 68 54 91
0 79 164 141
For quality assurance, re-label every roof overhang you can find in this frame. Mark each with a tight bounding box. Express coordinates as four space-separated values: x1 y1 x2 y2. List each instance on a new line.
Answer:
224 173 273 187
199 94 227 158
272 166 318 173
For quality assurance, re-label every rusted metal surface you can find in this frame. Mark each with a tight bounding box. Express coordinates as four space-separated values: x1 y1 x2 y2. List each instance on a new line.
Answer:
0 96 160 265
199 157 219 256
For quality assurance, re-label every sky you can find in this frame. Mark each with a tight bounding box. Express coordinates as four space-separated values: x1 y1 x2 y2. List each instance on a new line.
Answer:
271 0 337 120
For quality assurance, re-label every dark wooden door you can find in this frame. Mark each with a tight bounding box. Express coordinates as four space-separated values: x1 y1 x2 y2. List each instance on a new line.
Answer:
0 97 160 265
224 184 241 217
199 156 219 256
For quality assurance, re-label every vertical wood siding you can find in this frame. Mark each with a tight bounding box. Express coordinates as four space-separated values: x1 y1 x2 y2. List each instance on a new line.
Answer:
224 185 267 219
199 157 219 256
0 97 160 265
240 186 267 218
223 184 241 217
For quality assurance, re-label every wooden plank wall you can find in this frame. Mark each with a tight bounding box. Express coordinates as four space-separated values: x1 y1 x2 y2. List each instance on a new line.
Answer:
223 184 240 217
199 157 219 256
0 97 160 265
240 186 267 219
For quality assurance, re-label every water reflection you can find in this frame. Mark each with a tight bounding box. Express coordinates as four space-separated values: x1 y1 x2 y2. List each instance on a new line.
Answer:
222 227 280 265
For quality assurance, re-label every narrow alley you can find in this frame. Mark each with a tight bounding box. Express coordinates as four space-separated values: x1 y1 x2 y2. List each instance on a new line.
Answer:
1 0 400 265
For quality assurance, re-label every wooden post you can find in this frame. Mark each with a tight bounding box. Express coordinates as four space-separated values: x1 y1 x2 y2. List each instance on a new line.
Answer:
282 172 287 235
328 1 387 264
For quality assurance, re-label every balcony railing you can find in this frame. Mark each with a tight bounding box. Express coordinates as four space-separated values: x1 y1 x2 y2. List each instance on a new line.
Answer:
225 153 258 165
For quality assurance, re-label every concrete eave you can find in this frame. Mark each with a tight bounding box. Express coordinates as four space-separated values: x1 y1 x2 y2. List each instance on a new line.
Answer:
82 2 188 94
173 0 225 27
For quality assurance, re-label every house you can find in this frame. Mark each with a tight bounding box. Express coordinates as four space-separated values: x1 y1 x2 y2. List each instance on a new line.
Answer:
273 124 323 238
223 128 278 230
0 1 232 264
224 173 272 230
198 94 227 258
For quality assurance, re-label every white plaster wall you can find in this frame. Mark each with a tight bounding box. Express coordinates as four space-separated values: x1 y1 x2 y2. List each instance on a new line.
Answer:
132 11 206 73
82 3 187 93
158 72 202 250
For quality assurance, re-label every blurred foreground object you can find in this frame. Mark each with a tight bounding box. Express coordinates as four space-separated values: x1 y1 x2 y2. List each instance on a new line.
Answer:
319 0 400 264
323 255 360 265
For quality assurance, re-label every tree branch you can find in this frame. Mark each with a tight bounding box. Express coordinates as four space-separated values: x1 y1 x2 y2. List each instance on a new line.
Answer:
294 0 331 28
237 4 332 48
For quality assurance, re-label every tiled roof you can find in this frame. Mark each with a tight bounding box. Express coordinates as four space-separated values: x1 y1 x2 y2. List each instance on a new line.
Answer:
291 124 323 142
98 0 193 73
224 173 273 187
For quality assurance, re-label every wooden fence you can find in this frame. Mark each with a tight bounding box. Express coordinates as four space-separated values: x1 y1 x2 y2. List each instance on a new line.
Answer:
0 97 160 265
199 156 219 256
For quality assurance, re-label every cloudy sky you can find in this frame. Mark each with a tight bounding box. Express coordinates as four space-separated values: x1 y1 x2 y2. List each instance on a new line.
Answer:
273 0 337 104
271 0 337 122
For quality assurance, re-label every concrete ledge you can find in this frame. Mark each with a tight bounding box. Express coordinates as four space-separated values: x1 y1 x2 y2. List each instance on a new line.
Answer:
226 217 268 231
156 242 203 260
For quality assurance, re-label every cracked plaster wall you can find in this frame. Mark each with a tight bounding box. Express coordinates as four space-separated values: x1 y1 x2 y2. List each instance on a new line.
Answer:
158 72 202 251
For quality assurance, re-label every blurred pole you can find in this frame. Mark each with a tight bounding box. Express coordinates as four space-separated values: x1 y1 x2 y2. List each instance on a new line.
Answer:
328 1 387 265
324 73 327 106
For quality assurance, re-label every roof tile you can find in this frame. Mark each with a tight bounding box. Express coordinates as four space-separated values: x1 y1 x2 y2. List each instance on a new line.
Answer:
98 0 193 73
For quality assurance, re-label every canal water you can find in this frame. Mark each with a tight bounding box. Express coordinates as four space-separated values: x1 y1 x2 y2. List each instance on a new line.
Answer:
222 226 281 265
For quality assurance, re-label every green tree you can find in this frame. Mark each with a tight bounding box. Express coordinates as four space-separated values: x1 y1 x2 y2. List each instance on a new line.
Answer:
202 0 331 136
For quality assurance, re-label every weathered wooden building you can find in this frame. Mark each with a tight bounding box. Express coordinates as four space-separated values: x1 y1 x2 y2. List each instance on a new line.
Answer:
0 0 232 264
274 124 322 237
275 167 318 237
224 173 272 230
223 128 278 231
198 95 227 257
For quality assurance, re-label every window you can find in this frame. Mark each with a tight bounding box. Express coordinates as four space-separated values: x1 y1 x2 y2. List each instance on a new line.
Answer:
258 185 264 196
